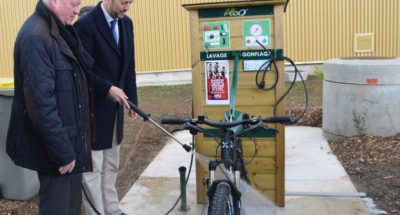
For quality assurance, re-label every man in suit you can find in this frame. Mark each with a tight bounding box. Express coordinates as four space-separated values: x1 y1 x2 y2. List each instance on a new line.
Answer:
74 0 137 214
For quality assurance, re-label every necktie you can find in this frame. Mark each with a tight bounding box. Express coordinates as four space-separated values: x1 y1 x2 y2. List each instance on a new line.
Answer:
110 19 118 45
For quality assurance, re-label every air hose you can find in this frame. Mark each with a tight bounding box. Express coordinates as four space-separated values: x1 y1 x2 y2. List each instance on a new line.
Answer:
255 40 308 124
274 56 308 124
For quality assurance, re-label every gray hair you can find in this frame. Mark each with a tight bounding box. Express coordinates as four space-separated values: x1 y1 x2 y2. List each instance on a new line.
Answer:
42 0 50 4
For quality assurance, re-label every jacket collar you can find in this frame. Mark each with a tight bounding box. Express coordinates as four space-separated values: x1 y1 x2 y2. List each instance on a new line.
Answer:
36 0 59 39
101 2 118 25
93 2 122 56
35 0 78 62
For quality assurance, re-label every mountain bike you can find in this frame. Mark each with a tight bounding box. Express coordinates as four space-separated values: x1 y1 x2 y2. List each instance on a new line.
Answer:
161 112 292 215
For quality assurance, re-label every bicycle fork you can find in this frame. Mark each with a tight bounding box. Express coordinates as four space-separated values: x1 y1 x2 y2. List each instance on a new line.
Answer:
207 160 242 215
208 160 241 192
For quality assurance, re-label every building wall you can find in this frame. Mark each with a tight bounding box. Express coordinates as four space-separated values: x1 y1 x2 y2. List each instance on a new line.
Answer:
0 0 34 78
0 0 399 77
285 0 400 63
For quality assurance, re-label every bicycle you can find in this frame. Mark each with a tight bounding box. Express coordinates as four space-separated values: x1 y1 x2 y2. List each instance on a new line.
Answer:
161 112 292 215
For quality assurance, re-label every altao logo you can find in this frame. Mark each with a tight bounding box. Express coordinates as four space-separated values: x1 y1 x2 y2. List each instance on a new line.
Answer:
224 8 248 17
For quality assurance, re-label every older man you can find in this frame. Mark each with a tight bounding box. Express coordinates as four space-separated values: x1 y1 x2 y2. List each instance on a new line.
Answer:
6 0 95 214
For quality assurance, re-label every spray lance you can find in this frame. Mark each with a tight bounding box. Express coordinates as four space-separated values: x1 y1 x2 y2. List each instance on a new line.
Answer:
82 101 192 215
126 100 192 152
126 100 194 214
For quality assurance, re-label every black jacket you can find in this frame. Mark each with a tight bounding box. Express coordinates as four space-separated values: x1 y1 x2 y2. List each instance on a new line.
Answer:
74 2 138 150
6 1 95 175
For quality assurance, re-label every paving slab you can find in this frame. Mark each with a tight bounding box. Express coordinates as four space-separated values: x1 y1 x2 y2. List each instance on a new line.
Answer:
120 126 369 215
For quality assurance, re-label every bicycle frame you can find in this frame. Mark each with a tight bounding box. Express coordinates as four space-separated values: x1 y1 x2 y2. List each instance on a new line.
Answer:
205 112 250 214
208 130 244 187
206 135 243 214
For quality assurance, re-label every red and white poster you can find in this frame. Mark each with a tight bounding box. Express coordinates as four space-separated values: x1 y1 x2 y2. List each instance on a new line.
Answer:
205 60 230 105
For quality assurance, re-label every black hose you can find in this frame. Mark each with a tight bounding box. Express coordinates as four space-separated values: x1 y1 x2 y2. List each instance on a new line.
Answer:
82 184 102 215
273 56 309 124
255 39 308 124
255 40 279 91
255 56 279 91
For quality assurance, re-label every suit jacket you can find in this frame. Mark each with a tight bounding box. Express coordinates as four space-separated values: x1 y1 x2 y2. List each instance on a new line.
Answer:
75 2 138 150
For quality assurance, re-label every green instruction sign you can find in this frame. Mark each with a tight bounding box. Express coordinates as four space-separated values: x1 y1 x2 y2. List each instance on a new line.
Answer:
202 21 230 49
243 20 271 48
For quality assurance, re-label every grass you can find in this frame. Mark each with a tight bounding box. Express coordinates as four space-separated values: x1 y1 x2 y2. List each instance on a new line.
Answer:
137 84 192 103
133 84 193 121
313 66 324 80
285 75 323 107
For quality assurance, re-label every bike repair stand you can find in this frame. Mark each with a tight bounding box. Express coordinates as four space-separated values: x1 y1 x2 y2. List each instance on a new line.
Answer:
178 166 190 212
183 0 289 207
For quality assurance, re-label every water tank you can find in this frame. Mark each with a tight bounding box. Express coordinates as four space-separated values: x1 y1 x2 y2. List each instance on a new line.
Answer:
323 57 400 140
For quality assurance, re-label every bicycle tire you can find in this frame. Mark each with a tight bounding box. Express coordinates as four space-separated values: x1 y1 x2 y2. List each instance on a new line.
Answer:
208 182 239 215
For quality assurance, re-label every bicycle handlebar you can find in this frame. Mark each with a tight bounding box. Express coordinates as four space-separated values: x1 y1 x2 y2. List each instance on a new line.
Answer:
161 115 292 129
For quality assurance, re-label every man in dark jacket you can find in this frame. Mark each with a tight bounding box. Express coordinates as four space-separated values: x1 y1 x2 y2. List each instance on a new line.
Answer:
74 0 138 214
6 0 95 214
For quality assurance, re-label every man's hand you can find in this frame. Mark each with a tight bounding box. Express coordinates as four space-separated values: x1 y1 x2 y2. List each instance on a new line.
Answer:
59 160 75 175
108 86 130 109
108 86 138 120
127 108 137 120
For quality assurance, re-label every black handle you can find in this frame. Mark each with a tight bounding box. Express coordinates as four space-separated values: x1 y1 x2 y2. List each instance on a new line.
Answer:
161 118 188 125
127 100 149 121
264 116 293 124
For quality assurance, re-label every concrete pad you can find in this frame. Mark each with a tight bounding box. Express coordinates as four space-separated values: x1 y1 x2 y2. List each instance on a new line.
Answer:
140 131 194 178
285 126 358 194
283 126 369 215
278 197 368 215
120 177 204 215
120 127 369 215
120 131 205 214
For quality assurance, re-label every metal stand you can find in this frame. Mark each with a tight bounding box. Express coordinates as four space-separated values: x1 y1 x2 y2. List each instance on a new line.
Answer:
178 166 190 212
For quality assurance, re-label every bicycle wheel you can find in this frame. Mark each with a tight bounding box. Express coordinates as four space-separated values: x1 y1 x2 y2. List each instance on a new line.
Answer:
208 182 239 215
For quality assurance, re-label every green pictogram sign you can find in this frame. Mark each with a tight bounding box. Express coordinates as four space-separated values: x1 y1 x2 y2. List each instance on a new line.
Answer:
243 20 271 48
202 21 230 49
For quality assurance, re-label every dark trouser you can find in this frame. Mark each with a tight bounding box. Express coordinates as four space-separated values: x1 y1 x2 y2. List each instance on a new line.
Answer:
37 172 82 215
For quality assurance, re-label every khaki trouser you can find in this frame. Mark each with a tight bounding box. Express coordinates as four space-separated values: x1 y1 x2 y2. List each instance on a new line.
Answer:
83 126 121 215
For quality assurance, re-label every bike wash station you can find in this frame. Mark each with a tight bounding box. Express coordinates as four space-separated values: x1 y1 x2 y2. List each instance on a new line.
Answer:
183 0 290 207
